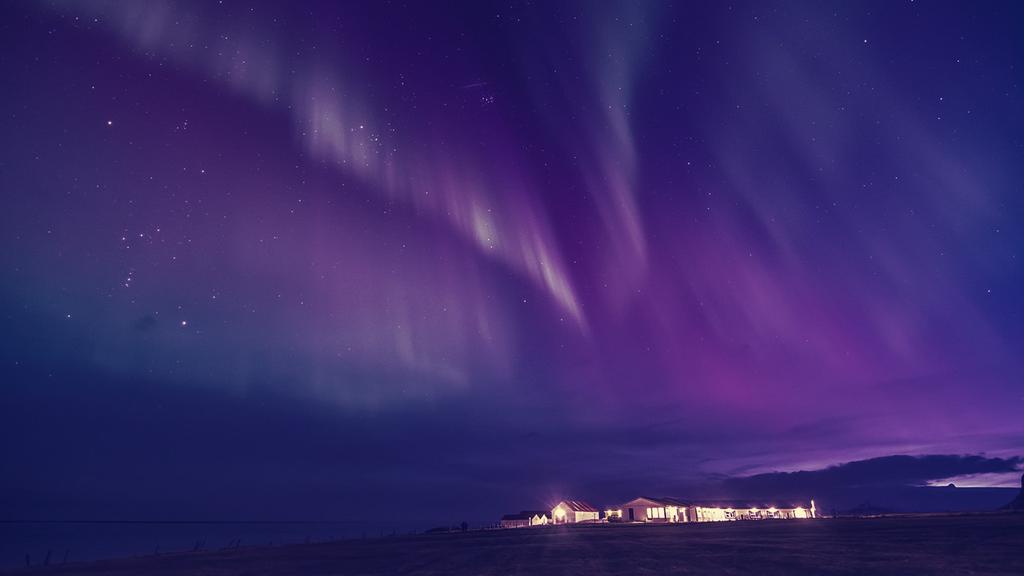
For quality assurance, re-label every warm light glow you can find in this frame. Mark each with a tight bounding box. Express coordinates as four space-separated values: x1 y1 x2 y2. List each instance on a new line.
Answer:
695 506 730 522
646 506 666 519
543 503 820 526
680 503 817 523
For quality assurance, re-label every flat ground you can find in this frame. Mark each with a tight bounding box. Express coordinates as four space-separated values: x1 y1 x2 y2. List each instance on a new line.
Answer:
8 513 1024 575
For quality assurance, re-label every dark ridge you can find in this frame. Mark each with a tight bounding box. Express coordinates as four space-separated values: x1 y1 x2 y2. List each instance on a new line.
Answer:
1003 474 1024 511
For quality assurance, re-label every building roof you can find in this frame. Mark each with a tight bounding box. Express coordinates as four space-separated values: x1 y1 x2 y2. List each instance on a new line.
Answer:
641 496 689 507
689 499 811 510
521 510 550 518
620 496 812 510
618 496 691 508
501 510 552 521
501 513 531 521
554 500 598 512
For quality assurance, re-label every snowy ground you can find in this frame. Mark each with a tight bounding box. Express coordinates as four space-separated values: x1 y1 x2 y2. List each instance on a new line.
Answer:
7 513 1024 575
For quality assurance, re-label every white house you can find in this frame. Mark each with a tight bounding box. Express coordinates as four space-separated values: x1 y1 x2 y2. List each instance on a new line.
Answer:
551 500 600 524
528 511 550 526
618 497 690 523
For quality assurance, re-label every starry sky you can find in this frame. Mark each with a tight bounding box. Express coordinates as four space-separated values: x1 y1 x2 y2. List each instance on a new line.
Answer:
2 1 1023 525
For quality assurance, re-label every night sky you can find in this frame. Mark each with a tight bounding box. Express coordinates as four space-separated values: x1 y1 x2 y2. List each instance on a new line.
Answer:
2 1 1023 526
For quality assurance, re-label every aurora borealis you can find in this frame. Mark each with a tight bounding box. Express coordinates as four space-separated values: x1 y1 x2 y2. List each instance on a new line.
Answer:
2 1 1022 525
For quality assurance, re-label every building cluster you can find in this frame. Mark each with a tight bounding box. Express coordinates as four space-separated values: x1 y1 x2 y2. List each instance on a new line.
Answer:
500 497 816 528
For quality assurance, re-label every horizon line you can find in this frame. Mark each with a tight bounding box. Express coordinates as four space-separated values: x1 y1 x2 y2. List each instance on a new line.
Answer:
0 519 381 525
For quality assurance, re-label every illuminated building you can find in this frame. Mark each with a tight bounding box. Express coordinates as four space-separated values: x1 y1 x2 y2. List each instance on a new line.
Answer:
616 497 817 523
501 498 816 527
550 500 600 524
687 500 817 522
619 497 690 523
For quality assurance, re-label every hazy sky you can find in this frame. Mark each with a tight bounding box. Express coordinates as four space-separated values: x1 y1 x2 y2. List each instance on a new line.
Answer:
2 1 1022 525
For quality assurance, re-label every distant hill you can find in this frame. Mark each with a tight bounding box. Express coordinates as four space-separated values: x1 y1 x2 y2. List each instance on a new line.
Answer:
840 501 896 517
689 484 1016 515
1002 474 1024 511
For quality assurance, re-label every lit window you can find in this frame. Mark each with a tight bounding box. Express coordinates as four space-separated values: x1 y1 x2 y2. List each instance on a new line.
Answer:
645 507 666 519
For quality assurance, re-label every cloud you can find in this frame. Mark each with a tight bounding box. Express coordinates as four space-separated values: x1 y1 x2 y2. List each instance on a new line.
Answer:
721 454 1024 497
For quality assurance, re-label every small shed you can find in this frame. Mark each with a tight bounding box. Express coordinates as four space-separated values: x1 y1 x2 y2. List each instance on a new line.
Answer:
500 513 532 529
500 510 551 528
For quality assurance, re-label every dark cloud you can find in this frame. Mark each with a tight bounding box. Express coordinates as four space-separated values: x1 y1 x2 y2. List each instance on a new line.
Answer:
718 455 1024 499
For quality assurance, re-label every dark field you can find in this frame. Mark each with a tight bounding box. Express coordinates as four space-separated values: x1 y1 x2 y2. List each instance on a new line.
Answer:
8 513 1024 576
